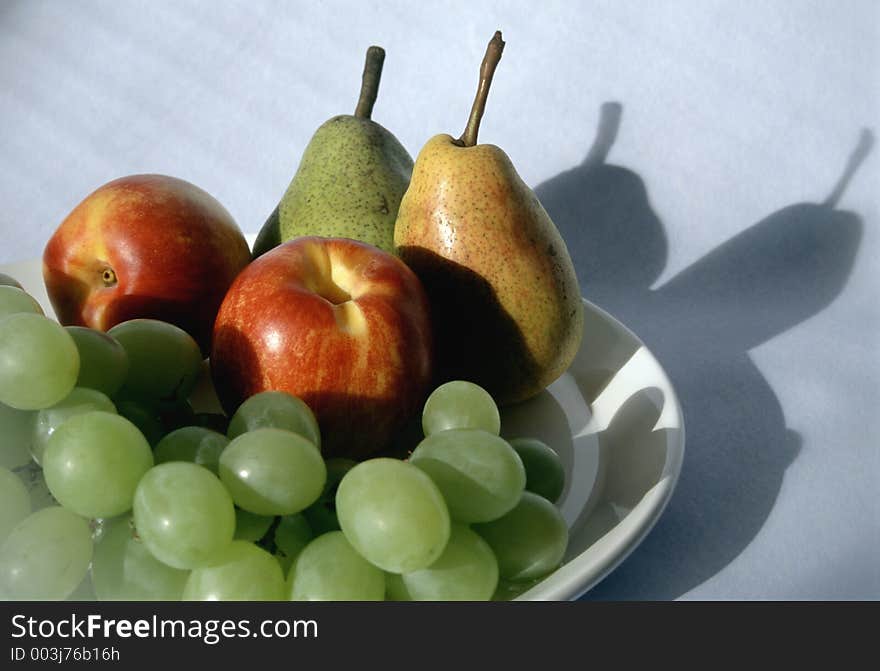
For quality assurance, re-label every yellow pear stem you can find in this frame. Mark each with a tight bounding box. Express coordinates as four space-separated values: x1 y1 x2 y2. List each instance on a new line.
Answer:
354 46 385 119
584 102 622 167
458 31 505 147
823 128 874 208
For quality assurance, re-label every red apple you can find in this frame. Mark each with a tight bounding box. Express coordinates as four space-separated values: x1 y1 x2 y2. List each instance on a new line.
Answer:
43 174 251 352
211 237 433 459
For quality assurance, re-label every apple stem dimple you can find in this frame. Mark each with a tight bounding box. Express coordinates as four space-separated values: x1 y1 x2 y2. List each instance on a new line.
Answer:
354 46 386 120
457 31 505 148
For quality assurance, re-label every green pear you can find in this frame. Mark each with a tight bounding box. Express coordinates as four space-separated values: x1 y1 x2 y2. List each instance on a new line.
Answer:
253 47 413 258
394 32 584 405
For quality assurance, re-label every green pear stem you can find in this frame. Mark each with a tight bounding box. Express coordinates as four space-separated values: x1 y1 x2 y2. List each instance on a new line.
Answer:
458 31 505 147
354 46 386 119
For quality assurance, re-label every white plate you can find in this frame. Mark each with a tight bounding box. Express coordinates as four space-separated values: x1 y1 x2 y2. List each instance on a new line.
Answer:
0 254 685 601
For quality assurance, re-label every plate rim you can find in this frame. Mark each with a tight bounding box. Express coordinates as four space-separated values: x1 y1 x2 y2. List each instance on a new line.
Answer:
516 297 686 601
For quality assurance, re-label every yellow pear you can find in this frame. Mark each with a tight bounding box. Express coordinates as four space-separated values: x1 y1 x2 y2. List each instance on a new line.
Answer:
394 32 583 405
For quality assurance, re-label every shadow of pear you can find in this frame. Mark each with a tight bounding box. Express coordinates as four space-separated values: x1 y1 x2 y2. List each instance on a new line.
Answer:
536 103 668 294
535 105 870 599
395 246 543 402
658 203 863 354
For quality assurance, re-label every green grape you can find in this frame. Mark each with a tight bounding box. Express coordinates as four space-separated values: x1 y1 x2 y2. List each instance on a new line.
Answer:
184 540 284 601
274 514 313 561
302 458 357 534
227 391 321 449
0 467 30 542
0 286 44 318
219 428 325 516
0 402 34 469
492 576 543 601
409 429 525 523
133 462 235 569
290 531 385 601
234 508 274 542
422 380 500 436
384 572 408 601
154 426 228 475
508 437 566 503
64 327 129 397
385 524 498 601
107 319 202 403
31 387 117 465
0 506 92 600
0 273 22 289
116 400 165 446
0 313 79 410
336 458 450 574
67 575 97 601
473 491 569 582
43 411 154 518
91 516 188 601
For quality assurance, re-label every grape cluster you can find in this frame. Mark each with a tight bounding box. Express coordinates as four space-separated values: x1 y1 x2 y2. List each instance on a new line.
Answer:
0 278 567 601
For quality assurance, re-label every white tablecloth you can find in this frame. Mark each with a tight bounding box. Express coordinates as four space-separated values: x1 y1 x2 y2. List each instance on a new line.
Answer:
1 0 877 599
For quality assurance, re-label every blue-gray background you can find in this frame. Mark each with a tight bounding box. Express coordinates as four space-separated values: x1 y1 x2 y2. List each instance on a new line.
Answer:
1 1 876 599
